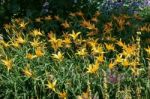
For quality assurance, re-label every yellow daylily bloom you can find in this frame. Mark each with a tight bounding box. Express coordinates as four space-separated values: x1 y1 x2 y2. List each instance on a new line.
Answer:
31 29 43 37
105 43 115 51
75 11 84 17
11 41 20 48
122 44 136 57
87 62 99 74
122 59 130 67
0 40 9 48
116 39 126 48
30 38 41 48
87 38 98 47
47 80 57 92
61 20 70 29
86 23 97 31
91 45 104 55
19 20 28 29
16 35 26 44
23 64 32 77
69 12 76 17
35 17 42 22
48 31 57 42
115 54 123 63
80 19 91 28
1 58 13 71
94 11 101 17
96 54 104 63
58 91 67 99
69 30 81 40
109 61 116 70
63 37 71 48
48 32 63 51
91 16 98 23
54 15 61 21
145 46 150 55
26 53 36 60
76 48 88 57
44 15 52 20
103 22 113 34
77 88 91 99
52 51 64 61
35 47 44 57
51 39 63 52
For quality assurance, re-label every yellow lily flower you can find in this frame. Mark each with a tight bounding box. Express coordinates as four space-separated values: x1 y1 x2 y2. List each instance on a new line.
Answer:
19 20 28 29
52 51 64 61
103 22 112 34
91 45 104 55
63 37 71 48
109 61 116 70
31 29 43 37
47 80 57 92
11 41 20 48
145 46 150 55
61 20 70 29
23 64 32 77
0 40 9 48
16 35 26 44
96 54 104 63
75 11 84 17
35 47 44 57
54 15 61 21
58 91 67 99
69 30 81 40
87 62 99 74
1 58 13 71
105 43 115 51
26 53 36 60
115 54 123 63
30 38 41 48
44 15 52 20
76 48 87 57
122 59 130 67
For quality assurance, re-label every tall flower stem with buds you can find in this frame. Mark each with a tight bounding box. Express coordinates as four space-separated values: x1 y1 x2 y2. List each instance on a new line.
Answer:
136 84 142 99
102 70 109 99
136 32 141 66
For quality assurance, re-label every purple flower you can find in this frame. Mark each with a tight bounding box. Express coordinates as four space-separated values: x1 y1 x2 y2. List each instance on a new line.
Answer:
109 74 118 84
113 2 124 7
131 2 141 6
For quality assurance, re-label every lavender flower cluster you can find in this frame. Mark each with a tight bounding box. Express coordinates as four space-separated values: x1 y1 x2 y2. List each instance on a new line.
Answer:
100 0 149 14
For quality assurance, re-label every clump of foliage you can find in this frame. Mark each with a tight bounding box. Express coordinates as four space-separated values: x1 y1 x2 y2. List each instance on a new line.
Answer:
0 9 150 98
